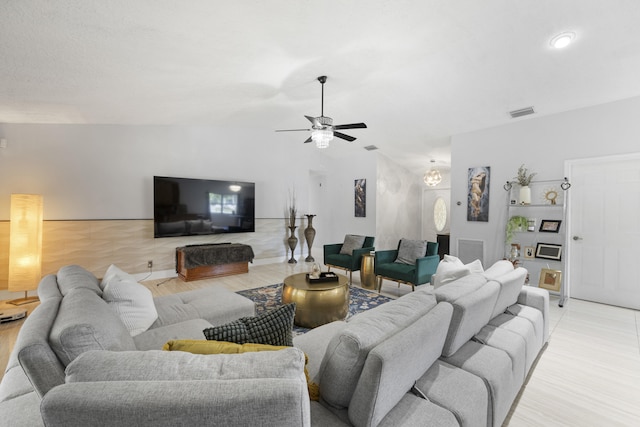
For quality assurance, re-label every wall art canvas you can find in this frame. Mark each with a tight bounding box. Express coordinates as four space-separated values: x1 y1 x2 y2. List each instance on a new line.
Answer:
355 179 366 217
467 166 490 222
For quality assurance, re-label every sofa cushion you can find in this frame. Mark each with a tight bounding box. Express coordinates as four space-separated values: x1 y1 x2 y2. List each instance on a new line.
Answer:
317 290 437 409
133 319 214 350
394 238 427 265
340 234 366 255
348 302 453 427
37 274 63 301
202 303 295 347
49 288 136 366
489 267 527 318
152 286 255 328
374 262 416 283
162 339 319 401
56 265 102 297
65 347 306 383
435 275 500 357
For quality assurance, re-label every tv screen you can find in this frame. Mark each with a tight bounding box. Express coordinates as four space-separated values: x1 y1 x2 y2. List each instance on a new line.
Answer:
153 176 255 238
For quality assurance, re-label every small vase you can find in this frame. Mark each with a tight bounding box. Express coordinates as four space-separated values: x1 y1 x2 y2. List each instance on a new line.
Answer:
304 214 316 262
287 226 298 264
519 186 531 205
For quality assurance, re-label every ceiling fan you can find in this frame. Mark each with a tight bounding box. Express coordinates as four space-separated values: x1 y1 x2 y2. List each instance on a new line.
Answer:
276 76 367 148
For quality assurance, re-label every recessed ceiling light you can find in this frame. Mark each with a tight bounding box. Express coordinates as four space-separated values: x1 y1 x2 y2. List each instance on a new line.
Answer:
550 32 575 49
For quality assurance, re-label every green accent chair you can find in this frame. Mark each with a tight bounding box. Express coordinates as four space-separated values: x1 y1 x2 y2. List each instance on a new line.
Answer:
324 236 375 285
375 240 439 292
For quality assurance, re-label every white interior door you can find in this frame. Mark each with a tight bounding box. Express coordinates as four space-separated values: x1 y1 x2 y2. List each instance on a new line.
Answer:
568 154 640 310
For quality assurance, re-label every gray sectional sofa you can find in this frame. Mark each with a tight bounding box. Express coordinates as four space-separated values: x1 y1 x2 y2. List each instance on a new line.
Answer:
294 260 549 427
0 260 548 426
0 265 305 426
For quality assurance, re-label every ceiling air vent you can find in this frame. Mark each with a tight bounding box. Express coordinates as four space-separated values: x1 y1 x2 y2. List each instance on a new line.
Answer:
509 107 535 118
363 145 378 151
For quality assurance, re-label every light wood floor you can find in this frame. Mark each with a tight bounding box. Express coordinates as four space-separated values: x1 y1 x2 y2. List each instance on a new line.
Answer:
1 260 639 426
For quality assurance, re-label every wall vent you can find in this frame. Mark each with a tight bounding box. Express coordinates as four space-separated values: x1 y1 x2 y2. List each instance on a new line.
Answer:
509 107 535 118
457 239 485 265
363 145 378 151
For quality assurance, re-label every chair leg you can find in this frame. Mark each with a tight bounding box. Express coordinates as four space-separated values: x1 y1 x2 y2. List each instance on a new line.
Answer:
349 270 352 285
376 276 382 293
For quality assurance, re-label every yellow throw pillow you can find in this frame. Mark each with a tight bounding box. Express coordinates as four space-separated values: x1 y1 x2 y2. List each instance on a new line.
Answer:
163 339 319 401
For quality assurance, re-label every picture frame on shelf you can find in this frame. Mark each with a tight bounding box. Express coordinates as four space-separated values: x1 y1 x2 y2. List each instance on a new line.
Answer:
539 219 562 233
524 246 535 259
535 243 562 260
539 268 562 292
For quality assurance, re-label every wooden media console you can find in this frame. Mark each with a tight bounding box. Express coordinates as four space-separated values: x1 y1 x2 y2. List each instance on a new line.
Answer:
176 243 254 282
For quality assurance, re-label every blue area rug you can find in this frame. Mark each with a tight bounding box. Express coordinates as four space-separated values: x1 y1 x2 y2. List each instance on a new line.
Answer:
237 284 392 335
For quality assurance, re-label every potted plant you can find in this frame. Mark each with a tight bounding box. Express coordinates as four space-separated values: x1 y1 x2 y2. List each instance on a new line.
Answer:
506 215 529 243
514 164 536 204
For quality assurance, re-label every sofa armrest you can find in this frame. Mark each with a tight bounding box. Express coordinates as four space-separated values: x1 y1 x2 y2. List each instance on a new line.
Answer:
415 255 440 285
350 246 374 270
375 250 398 266
517 286 550 342
41 380 310 427
324 243 343 258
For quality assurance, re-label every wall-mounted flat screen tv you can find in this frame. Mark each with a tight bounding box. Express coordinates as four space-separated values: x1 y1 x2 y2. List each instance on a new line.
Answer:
154 176 255 238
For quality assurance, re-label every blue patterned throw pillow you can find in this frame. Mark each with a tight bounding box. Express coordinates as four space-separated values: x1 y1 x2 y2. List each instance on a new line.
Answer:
203 303 296 347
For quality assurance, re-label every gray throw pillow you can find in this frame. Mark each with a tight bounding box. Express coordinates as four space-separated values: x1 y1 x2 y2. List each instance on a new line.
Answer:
394 239 427 265
203 303 295 347
339 234 366 255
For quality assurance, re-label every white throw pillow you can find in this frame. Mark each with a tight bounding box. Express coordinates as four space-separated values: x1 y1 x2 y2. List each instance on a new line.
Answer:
102 273 158 337
482 260 515 280
101 264 137 290
433 256 484 289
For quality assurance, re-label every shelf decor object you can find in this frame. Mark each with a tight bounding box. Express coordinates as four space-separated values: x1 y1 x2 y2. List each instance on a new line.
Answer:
8 194 43 306
513 164 536 205
535 243 562 261
539 268 562 292
506 215 529 243
304 214 316 262
287 191 298 264
539 219 562 233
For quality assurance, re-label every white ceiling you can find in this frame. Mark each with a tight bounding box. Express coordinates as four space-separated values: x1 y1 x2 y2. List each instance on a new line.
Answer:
2 1 640 173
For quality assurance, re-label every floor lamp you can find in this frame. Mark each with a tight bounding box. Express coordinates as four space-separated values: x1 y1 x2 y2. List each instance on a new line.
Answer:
8 194 43 306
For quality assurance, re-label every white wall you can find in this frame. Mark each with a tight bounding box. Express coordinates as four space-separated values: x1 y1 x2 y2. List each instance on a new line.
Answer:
376 154 424 251
0 124 318 220
451 95 640 266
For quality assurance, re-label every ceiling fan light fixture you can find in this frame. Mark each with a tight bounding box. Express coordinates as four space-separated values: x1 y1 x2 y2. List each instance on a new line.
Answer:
312 128 333 149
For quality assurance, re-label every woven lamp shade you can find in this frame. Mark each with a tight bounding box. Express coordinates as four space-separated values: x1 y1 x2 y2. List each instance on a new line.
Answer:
8 194 43 294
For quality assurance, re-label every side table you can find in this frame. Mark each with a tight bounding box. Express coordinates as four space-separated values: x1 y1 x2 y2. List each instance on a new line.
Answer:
359 253 376 290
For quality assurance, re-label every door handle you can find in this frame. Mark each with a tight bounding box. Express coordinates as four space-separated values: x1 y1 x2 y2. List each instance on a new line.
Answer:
572 236 583 241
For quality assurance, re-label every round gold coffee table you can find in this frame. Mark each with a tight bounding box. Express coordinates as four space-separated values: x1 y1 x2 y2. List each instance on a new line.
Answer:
282 273 349 328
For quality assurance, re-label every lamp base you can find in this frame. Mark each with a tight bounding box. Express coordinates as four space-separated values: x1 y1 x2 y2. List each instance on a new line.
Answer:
7 292 39 306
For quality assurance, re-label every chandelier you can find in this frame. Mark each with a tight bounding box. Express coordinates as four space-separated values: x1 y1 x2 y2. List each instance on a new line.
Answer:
423 160 442 187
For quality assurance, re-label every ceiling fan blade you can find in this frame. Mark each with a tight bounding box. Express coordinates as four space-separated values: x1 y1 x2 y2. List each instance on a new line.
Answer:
334 122 367 130
275 128 310 132
305 115 320 127
303 136 313 144
333 131 356 142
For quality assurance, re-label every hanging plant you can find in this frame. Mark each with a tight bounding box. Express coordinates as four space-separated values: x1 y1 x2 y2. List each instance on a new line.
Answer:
506 216 529 243
514 164 536 186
